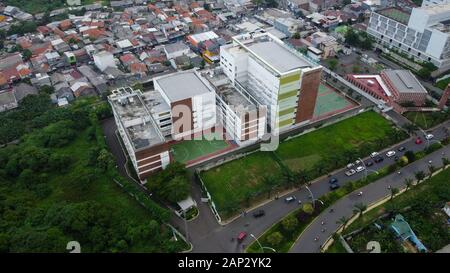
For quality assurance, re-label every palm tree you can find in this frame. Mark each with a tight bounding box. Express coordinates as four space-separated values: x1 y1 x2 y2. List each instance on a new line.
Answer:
336 216 350 233
353 202 367 219
441 157 449 169
414 171 425 183
389 187 399 200
403 123 418 136
263 175 278 199
404 178 413 191
428 165 436 178
295 170 309 187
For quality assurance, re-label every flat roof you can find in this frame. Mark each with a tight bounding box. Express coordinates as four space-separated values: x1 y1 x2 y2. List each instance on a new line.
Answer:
247 40 311 73
377 7 411 24
383 70 428 94
155 71 213 102
109 87 165 151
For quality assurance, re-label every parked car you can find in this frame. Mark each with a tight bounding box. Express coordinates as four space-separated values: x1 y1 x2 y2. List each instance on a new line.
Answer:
415 137 423 145
398 146 406 152
329 177 338 184
374 155 384 163
425 134 434 140
237 232 247 243
386 151 396 157
370 152 379 158
329 183 340 191
285 196 297 203
355 159 362 165
347 163 355 169
253 210 265 218
365 160 374 167
345 169 356 176
356 166 365 172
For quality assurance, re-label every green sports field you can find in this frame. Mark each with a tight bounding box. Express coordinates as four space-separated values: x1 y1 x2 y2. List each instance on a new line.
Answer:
313 84 355 118
171 132 230 164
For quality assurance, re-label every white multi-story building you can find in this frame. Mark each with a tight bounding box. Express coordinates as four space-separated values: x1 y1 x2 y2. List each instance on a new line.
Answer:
220 32 323 133
154 70 217 139
367 4 450 70
108 87 170 182
422 0 450 7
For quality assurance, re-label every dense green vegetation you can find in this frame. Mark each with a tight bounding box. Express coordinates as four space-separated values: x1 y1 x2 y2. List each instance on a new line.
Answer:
147 162 191 204
200 111 407 220
345 28 374 50
0 96 185 252
4 0 96 14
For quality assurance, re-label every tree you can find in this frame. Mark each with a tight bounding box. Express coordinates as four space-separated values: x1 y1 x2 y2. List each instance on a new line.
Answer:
428 165 436 178
442 157 449 169
22 49 32 61
414 171 426 182
336 216 350 232
302 203 314 215
417 67 431 80
404 178 413 191
292 32 300 39
403 123 418 135
404 150 416 162
160 176 190 203
266 232 283 246
328 58 338 71
263 175 278 198
39 85 55 95
353 202 367 218
96 149 115 171
389 187 399 200
281 215 298 231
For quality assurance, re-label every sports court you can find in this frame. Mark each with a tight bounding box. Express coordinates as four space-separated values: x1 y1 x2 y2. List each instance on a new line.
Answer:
313 83 357 119
170 132 235 165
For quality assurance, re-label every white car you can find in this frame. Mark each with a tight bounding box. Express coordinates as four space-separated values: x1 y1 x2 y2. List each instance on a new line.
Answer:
386 150 396 157
425 134 434 140
347 163 355 169
356 166 365 172
355 159 362 165
370 152 379 158
345 169 356 176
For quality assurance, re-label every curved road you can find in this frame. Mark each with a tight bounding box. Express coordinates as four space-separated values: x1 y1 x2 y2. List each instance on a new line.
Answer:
290 144 450 253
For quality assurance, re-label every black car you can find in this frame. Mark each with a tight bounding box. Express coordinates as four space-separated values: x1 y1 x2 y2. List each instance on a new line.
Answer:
329 177 338 184
374 155 384 163
329 183 340 191
253 210 265 218
398 146 406 152
365 160 374 167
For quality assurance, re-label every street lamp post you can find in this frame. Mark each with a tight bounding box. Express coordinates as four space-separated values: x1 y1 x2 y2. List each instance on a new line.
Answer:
305 185 315 208
250 234 276 253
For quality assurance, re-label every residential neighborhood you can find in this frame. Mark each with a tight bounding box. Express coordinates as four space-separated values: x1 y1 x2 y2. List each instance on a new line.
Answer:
0 0 448 261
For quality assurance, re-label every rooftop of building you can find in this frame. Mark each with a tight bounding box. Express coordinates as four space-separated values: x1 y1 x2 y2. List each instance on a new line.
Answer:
382 69 428 94
377 7 411 24
141 89 171 115
109 87 165 151
233 32 316 74
154 70 213 102
202 69 256 115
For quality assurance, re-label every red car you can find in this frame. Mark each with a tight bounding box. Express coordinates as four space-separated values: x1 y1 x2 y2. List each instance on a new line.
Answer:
415 137 423 145
237 232 247 243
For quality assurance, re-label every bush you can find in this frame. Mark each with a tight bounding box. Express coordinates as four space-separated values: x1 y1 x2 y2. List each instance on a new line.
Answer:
302 203 314 215
266 232 283 246
281 215 298 231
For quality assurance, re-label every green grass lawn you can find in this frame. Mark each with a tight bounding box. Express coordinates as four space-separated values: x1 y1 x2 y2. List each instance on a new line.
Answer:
201 111 405 219
276 111 400 172
171 133 230 164
200 152 283 218
404 111 450 130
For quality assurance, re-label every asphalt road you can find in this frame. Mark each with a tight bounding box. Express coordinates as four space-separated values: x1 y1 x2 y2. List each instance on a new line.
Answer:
290 144 450 253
